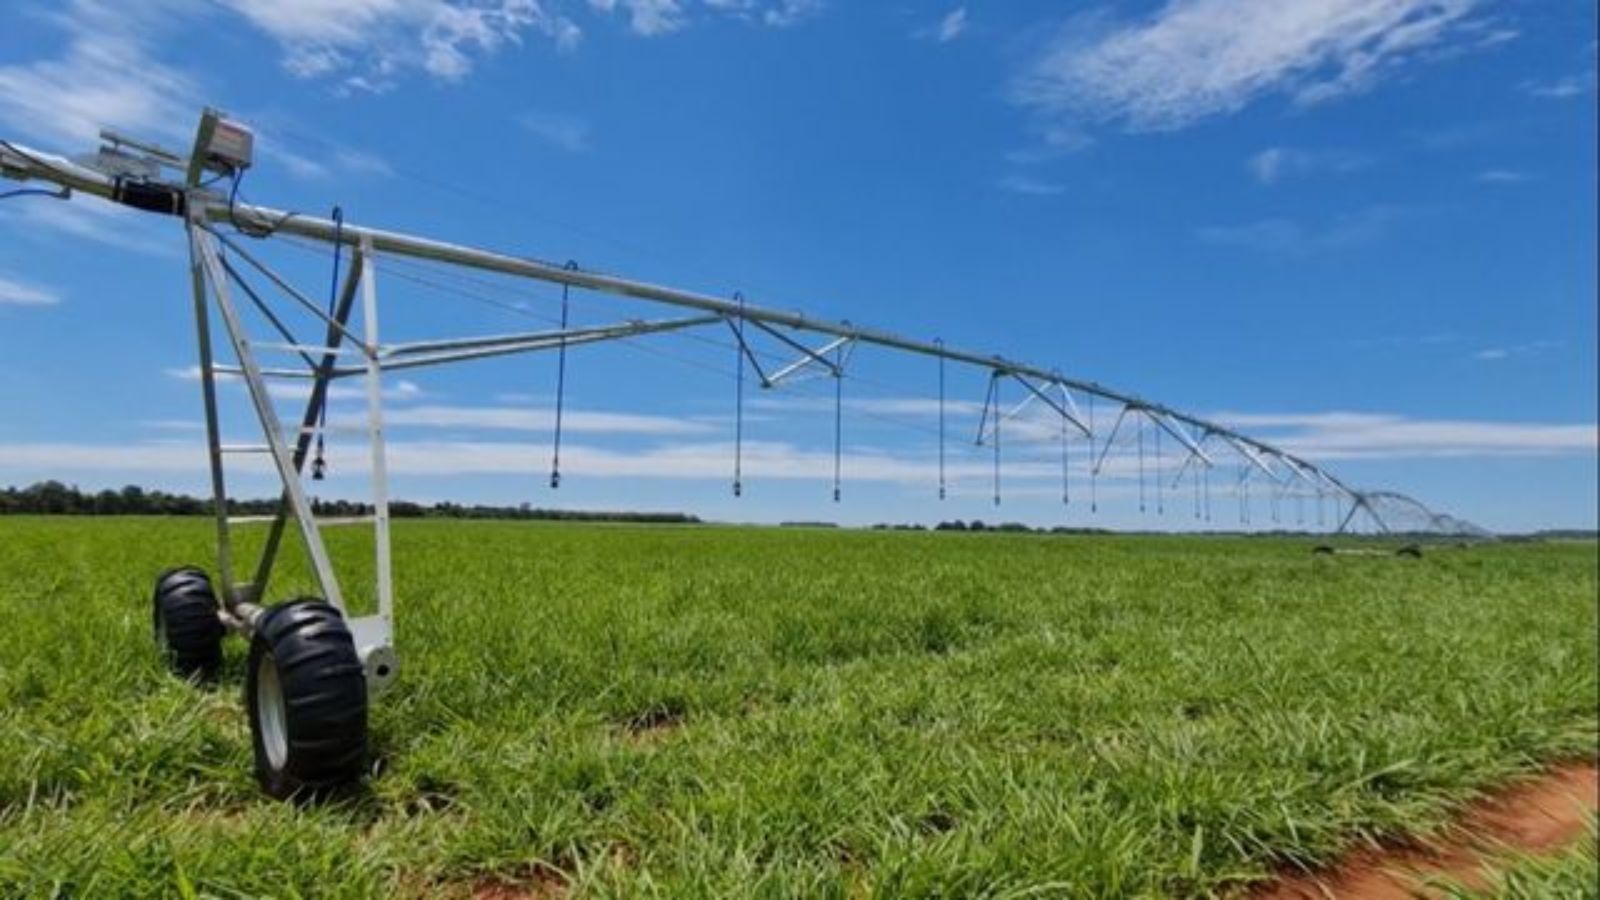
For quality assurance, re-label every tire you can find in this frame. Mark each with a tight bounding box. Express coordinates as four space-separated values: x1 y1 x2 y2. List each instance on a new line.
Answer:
246 599 368 800
152 566 224 679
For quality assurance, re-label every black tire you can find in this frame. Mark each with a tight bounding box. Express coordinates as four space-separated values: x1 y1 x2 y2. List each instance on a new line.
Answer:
152 566 224 679
246 599 368 800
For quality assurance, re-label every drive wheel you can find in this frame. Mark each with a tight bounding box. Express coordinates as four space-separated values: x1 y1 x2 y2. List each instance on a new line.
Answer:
151 567 224 680
246 599 368 800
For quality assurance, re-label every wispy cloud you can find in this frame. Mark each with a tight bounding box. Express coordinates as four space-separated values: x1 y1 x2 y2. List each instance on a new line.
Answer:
5 405 1593 494
1197 205 1408 255
1475 168 1530 185
219 0 580 87
0 193 177 257
0 0 196 148
0 274 61 307
588 0 821 37
1013 0 1486 134
164 366 427 405
0 2 390 187
915 7 967 43
1248 146 1370 185
356 404 714 436
1350 332 1461 349
1522 71 1597 99
519 112 591 152
1212 410 1596 459
1473 340 1560 362
997 175 1065 196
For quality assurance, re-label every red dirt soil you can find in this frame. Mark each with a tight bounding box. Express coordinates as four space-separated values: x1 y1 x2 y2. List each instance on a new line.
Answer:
1253 761 1599 899
465 764 1597 899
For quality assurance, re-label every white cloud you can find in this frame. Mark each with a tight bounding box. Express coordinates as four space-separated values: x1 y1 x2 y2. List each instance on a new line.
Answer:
4 405 1593 494
0 275 61 307
1197 205 1407 254
1004 126 1095 164
164 366 427 405
163 366 712 436
1014 0 1484 133
760 0 821 28
915 7 967 43
0 192 178 258
1523 71 1597 99
0 0 197 148
1212 410 1595 459
219 0 579 86
518 112 591 152
938 8 968 42
1475 168 1529 185
357 403 714 435
1248 146 1370 184
588 0 683 35
1472 340 1559 362
588 0 821 36
997 175 1065 197
0 2 390 188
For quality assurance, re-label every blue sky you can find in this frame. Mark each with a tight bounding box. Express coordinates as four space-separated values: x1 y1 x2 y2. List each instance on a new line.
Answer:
0 0 1595 533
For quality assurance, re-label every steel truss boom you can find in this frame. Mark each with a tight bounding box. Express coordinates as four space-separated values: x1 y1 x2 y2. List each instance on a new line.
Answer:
2 134 1461 532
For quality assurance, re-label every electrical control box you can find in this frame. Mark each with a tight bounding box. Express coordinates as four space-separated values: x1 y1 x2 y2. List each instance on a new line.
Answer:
204 117 254 173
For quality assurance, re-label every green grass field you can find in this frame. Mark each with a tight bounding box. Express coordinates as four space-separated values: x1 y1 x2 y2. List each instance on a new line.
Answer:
0 518 1594 897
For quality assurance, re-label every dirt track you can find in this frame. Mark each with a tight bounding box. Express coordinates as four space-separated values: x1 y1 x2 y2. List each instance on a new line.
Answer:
1254 762 1599 899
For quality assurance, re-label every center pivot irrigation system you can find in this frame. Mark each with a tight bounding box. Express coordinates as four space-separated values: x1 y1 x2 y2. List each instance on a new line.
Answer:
2 110 1479 798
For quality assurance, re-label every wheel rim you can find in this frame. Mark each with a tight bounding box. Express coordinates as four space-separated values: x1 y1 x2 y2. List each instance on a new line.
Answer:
256 651 288 771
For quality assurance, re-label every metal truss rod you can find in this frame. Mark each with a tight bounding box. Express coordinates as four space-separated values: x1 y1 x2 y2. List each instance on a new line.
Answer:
1092 405 1131 476
207 226 365 349
1011 373 1090 437
381 314 721 359
253 249 366 598
216 255 317 370
1219 432 1280 484
370 315 722 374
191 215 345 611
767 335 853 387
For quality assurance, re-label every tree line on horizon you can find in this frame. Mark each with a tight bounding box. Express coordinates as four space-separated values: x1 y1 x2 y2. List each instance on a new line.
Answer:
0 481 701 525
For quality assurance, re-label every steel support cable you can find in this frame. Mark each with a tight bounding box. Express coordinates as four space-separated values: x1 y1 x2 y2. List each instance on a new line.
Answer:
278 243 1263 506
277 239 1008 504
550 261 578 489
314 238 1248 488
270 232 1362 515
333 244 993 460
269 243 1316 521
4 154 1386 516
291 234 1269 475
